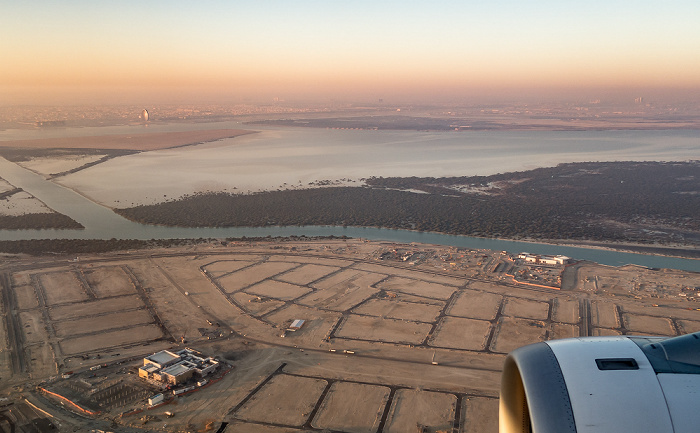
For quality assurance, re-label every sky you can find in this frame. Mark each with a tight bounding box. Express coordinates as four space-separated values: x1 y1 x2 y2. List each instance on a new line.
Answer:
2 0 700 105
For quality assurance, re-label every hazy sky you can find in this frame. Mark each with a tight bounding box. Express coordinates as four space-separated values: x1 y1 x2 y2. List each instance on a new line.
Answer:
2 0 700 104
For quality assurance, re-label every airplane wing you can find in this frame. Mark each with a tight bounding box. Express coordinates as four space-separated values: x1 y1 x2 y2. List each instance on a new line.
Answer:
500 332 700 433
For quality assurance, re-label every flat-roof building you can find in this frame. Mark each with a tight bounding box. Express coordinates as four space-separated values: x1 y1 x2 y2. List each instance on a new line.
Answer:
140 348 220 385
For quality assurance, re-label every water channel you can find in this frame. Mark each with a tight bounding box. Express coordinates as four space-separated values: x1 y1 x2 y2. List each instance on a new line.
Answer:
1 156 699 272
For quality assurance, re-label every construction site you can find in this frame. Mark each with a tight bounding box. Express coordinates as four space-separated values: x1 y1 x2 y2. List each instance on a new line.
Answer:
1 238 700 432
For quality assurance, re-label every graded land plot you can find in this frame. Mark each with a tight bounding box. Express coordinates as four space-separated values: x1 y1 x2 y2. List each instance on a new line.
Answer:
590 300 620 329
592 328 623 336
54 309 153 338
621 304 700 322
678 320 700 334
38 271 88 305
19 311 49 344
353 298 444 322
304 270 386 311
235 374 327 427
49 295 142 321
265 304 341 343
232 292 285 316
269 255 352 267
12 271 32 287
82 266 135 297
202 259 257 278
312 382 391 433
384 389 457 433
126 260 213 341
59 324 162 355
502 297 550 320
12 284 39 309
218 261 299 293
376 276 457 300
299 285 378 312
245 280 312 301
282 355 502 395
461 397 498 433
447 290 502 320
26 341 56 378
275 264 341 285
223 422 301 433
469 281 552 301
549 323 579 340
622 314 675 335
429 317 491 350
552 298 580 324
490 317 547 354
335 315 432 345
354 262 465 286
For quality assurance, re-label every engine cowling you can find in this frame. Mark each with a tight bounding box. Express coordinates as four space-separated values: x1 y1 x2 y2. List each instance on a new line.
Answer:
500 332 700 433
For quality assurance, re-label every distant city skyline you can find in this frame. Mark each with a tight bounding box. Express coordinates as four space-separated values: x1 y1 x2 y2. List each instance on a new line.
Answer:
2 1 700 105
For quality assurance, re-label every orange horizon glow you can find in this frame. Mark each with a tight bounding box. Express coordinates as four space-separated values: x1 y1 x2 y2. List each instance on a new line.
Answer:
2 1 700 105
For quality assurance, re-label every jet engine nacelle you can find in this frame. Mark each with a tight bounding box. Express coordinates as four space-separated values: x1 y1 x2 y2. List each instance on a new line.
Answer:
500 332 700 433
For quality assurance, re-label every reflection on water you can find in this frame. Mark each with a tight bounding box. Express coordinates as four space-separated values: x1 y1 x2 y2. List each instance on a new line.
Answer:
1 125 699 271
5 124 696 207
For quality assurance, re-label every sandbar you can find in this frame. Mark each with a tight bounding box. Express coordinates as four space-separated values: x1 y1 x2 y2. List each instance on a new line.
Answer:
0 129 255 151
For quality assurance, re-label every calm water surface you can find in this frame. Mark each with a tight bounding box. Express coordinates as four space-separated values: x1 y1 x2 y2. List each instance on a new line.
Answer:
1 125 699 271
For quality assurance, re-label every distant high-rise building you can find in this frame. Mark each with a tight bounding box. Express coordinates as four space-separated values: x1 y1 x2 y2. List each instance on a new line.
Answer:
142 109 149 121
634 97 644 104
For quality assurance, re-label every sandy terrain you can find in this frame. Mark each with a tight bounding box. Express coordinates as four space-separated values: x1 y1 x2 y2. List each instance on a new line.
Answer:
550 323 579 340
490 317 547 354
19 311 50 345
83 266 136 297
0 191 53 216
677 320 700 333
233 292 286 316
1 240 699 433
622 314 675 335
17 154 105 177
246 280 312 301
202 259 257 278
335 315 432 345
552 298 580 323
235 374 327 426
502 297 550 320
59 324 163 355
275 264 342 285
265 304 341 344
353 298 444 322
429 317 492 350
384 389 456 433
13 284 39 309
462 397 498 433
354 263 465 286
0 129 254 151
377 277 457 300
590 300 620 329
447 290 502 320
49 295 142 321
127 259 214 342
218 261 299 293
54 309 153 337
38 271 89 306
312 382 390 433
0 178 13 193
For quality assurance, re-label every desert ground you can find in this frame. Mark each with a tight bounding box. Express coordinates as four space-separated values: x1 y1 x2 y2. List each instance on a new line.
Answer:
1 238 699 432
